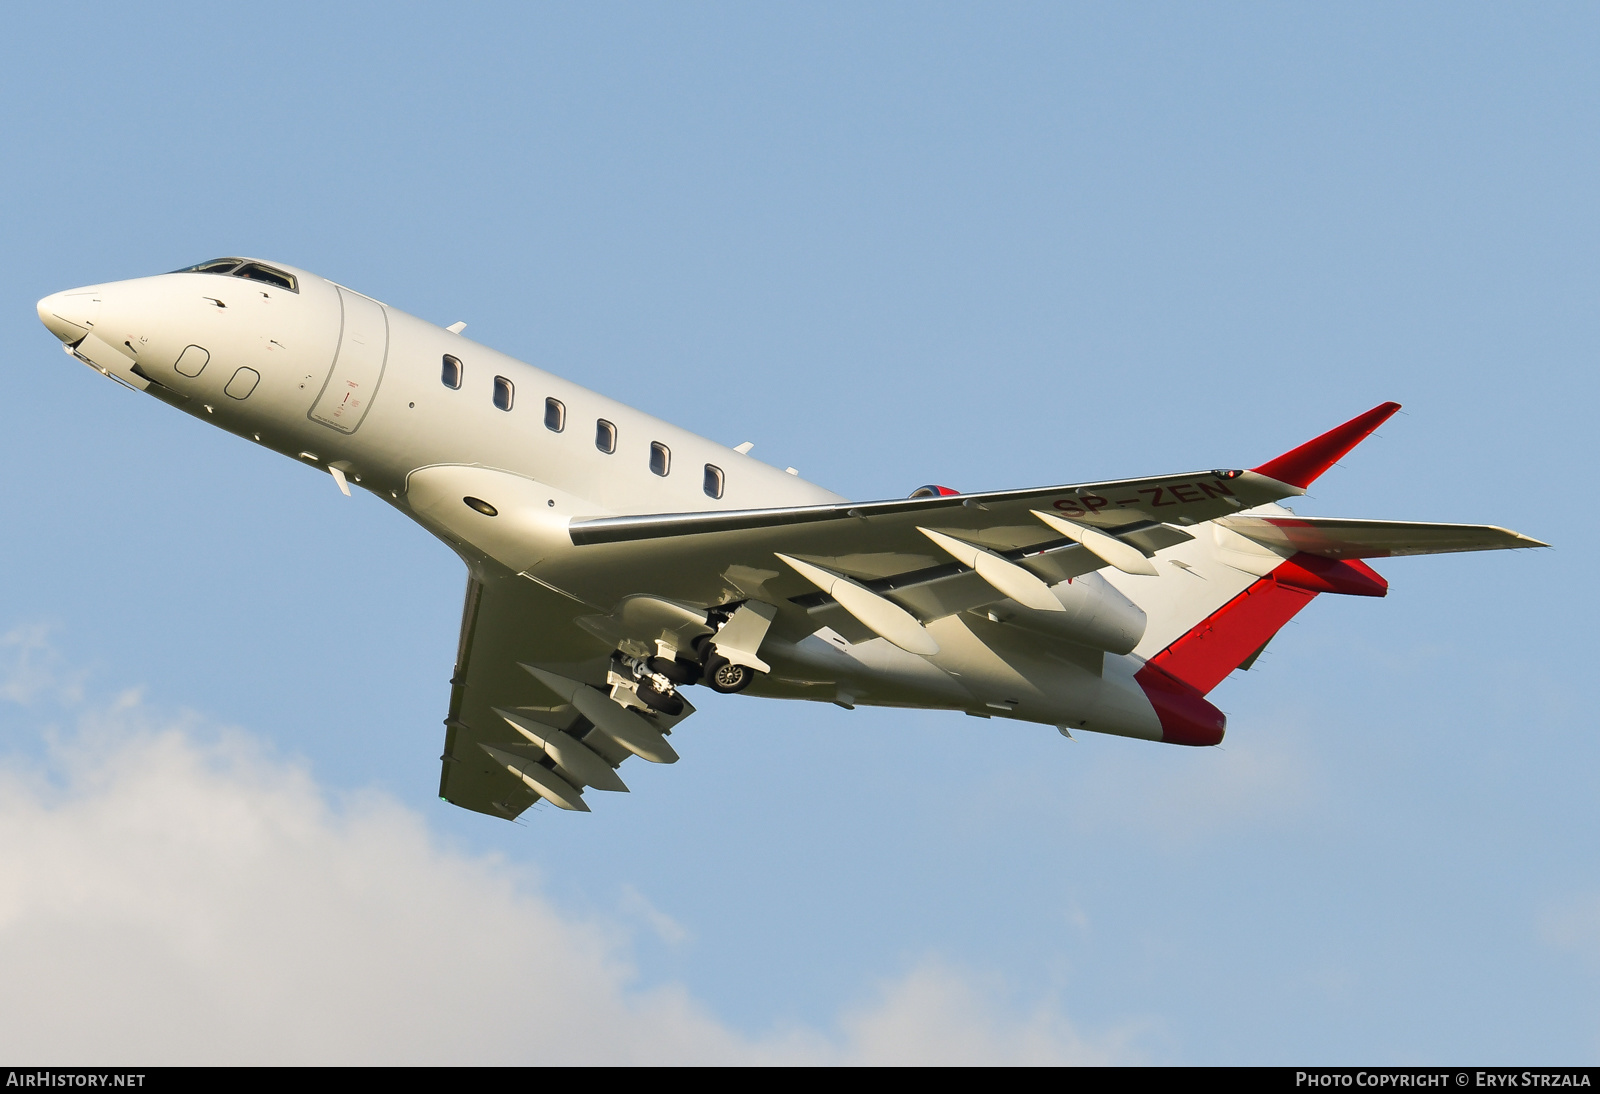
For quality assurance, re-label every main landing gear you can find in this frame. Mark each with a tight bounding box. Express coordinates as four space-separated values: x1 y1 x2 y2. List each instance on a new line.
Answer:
701 651 755 694
613 609 767 714
616 654 694 716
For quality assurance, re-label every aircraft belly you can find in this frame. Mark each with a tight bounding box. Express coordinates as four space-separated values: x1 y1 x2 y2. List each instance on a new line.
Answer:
756 616 1161 741
1072 656 1164 741
757 633 972 709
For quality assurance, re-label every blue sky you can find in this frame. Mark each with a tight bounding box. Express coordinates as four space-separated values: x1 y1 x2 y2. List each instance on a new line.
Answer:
0 3 1594 1063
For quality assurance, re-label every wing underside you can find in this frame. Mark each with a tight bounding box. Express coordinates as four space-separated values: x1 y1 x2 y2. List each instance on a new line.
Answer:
423 402 1546 819
438 573 693 820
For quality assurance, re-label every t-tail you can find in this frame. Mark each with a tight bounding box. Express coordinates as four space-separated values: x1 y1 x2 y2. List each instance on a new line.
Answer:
1104 402 1545 743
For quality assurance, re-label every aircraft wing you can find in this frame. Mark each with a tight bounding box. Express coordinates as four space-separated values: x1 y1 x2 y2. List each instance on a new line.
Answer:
417 403 1419 657
1214 515 1549 559
522 401 1430 627
560 397 1409 563
568 467 1286 549
535 467 1297 617
437 572 694 820
429 402 1535 817
429 466 1292 817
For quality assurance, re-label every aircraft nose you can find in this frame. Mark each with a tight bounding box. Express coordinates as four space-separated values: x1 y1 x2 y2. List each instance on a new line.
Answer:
37 288 101 344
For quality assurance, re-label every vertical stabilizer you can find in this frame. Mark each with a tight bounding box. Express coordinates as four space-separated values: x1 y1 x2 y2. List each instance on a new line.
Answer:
1250 402 1400 489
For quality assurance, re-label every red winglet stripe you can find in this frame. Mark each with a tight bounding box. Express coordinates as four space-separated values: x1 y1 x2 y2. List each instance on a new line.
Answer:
1251 402 1401 490
1147 577 1319 695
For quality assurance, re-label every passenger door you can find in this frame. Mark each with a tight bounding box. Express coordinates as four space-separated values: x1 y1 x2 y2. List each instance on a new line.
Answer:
308 285 388 433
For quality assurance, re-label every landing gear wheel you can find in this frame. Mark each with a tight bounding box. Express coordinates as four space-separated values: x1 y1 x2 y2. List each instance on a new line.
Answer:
635 681 685 716
648 656 701 686
704 654 756 694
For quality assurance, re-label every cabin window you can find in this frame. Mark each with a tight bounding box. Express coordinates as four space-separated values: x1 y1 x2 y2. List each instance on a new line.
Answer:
493 376 514 411
441 355 463 389
596 419 617 453
704 464 725 499
545 397 566 432
650 442 671 477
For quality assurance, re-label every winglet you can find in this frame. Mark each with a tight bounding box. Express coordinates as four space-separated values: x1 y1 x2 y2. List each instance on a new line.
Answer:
1251 402 1402 490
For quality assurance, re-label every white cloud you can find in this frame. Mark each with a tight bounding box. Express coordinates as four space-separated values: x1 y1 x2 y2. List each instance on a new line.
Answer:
1053 728 1318 849
1538 895 1600 966
0 623 84 707
0 692 1135 1065
832 964 1138 1065
619 883 691 946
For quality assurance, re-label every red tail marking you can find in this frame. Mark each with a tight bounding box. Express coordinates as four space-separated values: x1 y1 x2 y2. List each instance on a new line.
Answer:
1144 555 1388 696
1251 402 1401 490
1147 579 1318 696
1272 553 1388 597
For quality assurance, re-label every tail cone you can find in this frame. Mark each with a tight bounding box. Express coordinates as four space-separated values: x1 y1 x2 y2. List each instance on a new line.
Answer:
1134 663 1227 746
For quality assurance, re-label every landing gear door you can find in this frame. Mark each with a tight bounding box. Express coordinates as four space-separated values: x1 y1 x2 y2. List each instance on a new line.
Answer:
309 285 388 434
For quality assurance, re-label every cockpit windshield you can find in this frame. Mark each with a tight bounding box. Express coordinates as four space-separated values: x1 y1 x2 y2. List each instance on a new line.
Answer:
180 258 243 274
174 258 299 293
232 262 297 291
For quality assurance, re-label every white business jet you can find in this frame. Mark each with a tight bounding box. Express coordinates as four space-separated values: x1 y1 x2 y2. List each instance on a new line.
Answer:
36 259 1545 819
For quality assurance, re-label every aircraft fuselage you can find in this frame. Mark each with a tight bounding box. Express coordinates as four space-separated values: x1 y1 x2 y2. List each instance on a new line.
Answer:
37 258 1223 756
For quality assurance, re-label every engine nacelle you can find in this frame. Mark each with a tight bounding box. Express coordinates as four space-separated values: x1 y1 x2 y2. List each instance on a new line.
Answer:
984 570 1147 654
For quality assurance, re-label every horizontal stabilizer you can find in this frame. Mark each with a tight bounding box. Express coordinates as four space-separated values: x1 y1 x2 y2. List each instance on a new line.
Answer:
1271 553 1389 598
1217 515 1548 559
1251 402 1401 490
